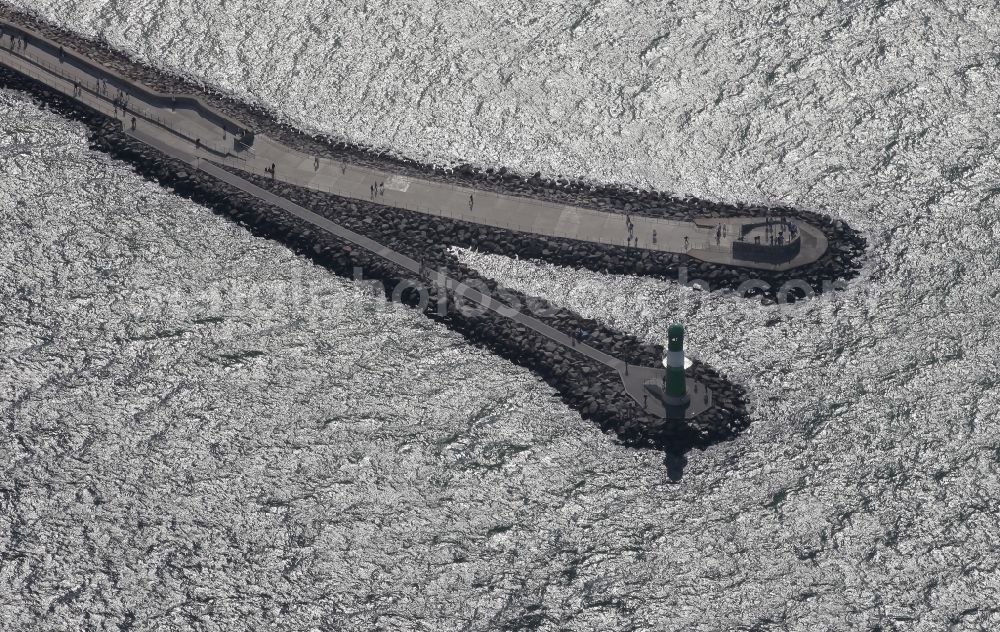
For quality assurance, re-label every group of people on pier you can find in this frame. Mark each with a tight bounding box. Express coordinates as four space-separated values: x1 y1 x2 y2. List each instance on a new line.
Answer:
743 214 799 247
2 30 29 52
715 223 729 245
625 213 638 247
112 88 130 116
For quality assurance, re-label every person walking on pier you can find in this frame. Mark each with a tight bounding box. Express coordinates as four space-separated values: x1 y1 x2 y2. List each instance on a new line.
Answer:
370 184 375 200
469 194 474 211
379 182 384 196
684 235 689 250
131 116 136 131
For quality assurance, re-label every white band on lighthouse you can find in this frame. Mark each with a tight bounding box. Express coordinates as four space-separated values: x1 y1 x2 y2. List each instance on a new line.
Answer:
667 350 684 367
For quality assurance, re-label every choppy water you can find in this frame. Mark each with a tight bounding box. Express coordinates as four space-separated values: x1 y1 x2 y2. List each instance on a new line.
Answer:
3 0 1000 629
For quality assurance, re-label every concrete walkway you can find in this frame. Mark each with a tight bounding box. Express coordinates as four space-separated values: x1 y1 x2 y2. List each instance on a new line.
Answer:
0 18 826 272
0 19 722 420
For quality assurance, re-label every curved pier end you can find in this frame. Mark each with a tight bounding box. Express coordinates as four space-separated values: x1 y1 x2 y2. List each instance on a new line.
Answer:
0 5 866 304
689 217 829 271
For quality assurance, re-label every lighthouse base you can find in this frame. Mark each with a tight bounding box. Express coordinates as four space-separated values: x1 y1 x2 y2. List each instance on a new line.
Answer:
641 381 695 419
617 363 713 420
642 381 690 406
663 394 691 407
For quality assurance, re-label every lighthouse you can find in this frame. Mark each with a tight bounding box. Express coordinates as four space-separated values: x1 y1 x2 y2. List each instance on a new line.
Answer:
662 323 690 407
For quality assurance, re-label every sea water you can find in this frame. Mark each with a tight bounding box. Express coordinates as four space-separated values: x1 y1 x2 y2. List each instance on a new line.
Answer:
3 0 1000 628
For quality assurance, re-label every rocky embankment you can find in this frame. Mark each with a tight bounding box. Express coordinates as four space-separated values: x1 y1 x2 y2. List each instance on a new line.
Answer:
0 63 749 456
219 164 750 437
0 3 866 302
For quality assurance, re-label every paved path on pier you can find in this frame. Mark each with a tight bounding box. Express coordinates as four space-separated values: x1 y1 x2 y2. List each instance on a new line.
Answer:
0 21 720 420
0 17 826 272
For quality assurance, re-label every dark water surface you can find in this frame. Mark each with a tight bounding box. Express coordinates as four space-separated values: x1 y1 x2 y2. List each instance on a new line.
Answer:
3 0 1000 629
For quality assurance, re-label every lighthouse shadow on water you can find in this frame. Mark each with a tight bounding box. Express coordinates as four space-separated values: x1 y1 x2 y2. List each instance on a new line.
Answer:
663 451 688 482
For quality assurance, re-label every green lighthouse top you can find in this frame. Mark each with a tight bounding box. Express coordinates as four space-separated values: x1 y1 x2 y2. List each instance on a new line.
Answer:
667 323 684 352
